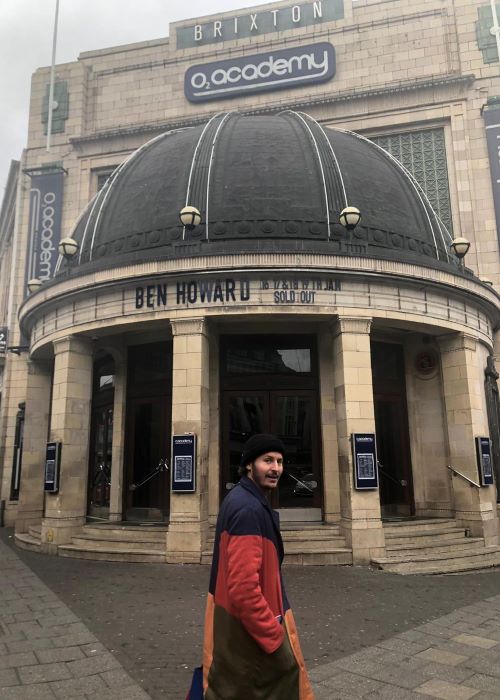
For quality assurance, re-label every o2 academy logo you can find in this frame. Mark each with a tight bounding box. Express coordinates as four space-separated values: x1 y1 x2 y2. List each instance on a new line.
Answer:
184 43 335 103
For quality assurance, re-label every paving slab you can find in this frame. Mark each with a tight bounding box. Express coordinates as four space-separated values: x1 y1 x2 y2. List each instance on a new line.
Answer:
0 536 151 699
4 528 500 698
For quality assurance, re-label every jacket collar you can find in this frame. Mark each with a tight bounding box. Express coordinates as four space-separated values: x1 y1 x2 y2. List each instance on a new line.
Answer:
239 475 269 506
238 476 284 560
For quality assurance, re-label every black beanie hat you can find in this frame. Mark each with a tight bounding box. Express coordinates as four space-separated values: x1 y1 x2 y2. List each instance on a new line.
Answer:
240 433 285 468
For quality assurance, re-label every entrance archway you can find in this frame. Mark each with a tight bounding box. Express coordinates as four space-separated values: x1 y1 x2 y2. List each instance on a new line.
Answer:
123 342 172 522
220 334 322 510
371 341 414 517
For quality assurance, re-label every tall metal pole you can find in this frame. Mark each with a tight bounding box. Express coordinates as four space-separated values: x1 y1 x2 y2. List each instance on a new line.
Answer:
46 0 60 151
491 0 500 64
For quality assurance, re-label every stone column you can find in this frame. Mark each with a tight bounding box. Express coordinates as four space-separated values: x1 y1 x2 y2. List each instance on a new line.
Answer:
166 318 209 563
108 354 127 522
318 323 341 523
15 359 53 534
439 333 497 544
41 336 93 553
333 317 385 564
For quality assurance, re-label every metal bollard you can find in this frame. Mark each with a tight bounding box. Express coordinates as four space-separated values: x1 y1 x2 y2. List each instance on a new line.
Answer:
0 499 5 527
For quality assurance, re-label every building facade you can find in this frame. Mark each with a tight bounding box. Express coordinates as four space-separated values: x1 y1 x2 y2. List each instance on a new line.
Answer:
1 0 500 570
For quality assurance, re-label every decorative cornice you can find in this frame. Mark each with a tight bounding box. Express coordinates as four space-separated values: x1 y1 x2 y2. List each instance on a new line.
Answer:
70 74 475 146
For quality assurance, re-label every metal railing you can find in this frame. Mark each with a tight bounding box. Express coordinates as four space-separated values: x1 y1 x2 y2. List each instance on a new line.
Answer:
446 465 480 489
129 459 169 492
378 462 407 488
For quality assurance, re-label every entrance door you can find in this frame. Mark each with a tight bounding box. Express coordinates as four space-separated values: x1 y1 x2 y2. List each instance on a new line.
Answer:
125 397 170 521
222 389 321 508
371 341 414 517
124 342 172 522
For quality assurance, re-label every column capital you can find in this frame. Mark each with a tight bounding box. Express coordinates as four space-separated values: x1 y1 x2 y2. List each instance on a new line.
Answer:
52 335 93 357
438 332 477 354
26 358 52 374
333 316 372 338
170 317 207 337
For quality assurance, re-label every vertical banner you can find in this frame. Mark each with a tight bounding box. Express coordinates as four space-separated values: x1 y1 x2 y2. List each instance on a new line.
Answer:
26 171 64 288
484 108 500 244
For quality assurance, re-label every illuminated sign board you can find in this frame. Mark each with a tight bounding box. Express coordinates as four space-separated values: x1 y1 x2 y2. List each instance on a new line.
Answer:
176 0 344 49
185 42 335 103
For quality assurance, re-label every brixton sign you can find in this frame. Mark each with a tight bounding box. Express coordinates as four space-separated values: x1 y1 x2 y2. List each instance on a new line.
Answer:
184 43 335 103
176 0 344 49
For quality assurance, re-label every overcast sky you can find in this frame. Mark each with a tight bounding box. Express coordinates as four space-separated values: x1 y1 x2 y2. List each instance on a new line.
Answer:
0 0 254 193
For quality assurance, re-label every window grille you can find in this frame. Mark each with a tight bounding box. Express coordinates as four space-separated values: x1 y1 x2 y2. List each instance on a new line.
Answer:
370 129 453 234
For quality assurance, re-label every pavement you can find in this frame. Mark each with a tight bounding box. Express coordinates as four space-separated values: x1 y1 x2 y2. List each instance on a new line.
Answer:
4 529 500 698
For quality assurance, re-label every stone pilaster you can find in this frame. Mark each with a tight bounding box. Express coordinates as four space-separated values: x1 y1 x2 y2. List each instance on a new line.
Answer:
41 336 93 553
318 323 341 523
166 318 209 563
333 317 385 564
108 354 127 522
439 333 498 544
15 360 53 533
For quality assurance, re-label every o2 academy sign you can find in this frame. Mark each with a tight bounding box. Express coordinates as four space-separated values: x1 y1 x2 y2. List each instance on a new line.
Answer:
185 42 335 102
176 0 344 49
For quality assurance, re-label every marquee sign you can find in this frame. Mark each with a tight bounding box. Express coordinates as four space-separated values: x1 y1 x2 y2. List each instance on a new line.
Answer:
134 276 341 310
176 0 344 49
184 43 336 102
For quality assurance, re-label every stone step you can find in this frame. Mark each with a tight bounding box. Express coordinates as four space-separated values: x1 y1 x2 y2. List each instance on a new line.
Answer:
282 530 342 542
70 535 165 552
28 524 42 539
382 519 457 535
375 550 500 575
15 532 42 553
373 544 494 565
280 522 340 532
57 544 166 563
201 547 352 566
385 528 467 545
372 545 500 574
386 538 485 556
81 526 167 541
284 549 353 566
284 538 347 553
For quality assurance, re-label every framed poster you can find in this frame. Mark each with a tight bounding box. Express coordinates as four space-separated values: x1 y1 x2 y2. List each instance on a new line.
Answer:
352 433 379 489
476 437 494 487
171 433 196 493
44 442 61 492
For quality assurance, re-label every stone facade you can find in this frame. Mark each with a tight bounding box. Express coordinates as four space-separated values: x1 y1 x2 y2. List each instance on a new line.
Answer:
0 0 499 565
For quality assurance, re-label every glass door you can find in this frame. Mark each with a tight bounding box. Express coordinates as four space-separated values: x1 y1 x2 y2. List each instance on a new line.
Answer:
270 391 321 508
222 390 321 508
125 397 170 521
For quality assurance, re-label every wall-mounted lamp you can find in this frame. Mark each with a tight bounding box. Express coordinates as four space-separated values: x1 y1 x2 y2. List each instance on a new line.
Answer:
27 278 42 294
339 206 361 231
450 237 471 267
58 237 79 259
179 205 201 230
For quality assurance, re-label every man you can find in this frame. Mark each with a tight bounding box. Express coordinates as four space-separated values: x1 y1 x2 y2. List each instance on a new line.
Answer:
202 434 313 699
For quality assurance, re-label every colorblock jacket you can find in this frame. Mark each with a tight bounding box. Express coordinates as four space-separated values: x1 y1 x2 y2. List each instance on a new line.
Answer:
202 476 313 700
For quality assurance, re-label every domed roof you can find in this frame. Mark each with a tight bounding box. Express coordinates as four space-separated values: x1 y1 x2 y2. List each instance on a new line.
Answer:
66 111 457 275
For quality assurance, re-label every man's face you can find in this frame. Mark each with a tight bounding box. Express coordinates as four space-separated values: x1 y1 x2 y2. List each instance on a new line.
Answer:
247 451 283 492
